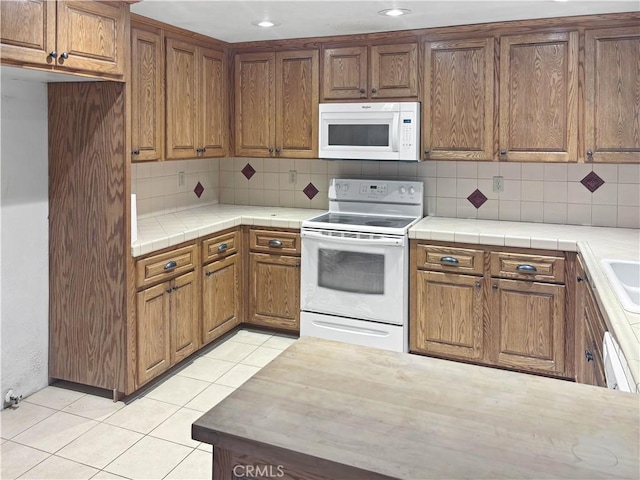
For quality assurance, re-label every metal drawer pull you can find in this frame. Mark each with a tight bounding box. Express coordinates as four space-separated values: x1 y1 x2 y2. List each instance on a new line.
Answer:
205 271 213 277
217 243 228 252
516 264 537 273
268 239 283 247
440 256 459 264
585 350 594 362
164 260 177 270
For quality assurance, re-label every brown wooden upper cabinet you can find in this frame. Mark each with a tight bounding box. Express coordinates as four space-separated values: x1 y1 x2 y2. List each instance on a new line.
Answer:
584 27 640 164
166 38 227 160
423 38 495 161
0 0 126 77
235 50 319 158
499 32 579 163
322 43 418 100
131 27 163 162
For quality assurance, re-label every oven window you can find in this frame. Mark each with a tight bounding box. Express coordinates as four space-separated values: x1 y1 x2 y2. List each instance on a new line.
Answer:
318 249 384 294
328 124 389 147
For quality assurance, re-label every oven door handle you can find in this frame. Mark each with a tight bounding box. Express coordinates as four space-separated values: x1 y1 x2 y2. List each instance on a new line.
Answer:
301 230 404 247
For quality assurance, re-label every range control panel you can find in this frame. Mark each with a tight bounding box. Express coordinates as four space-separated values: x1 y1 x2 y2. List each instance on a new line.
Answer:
329 178 423 204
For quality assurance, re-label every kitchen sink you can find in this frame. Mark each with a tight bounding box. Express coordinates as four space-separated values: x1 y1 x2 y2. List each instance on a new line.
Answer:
600 259 640 314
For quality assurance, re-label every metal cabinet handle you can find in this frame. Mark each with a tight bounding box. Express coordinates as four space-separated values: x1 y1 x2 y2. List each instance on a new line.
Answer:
359 88 366 94
268 239 283 247
172 286 178 291
440 256 459 264
60 52 69 59
492 284 498 290
49 51 58 59
205 271 213 277
475 282 481 289
586 150 593 161
132 150 140 156
577 276 584 282
585 350 594 362
217 243 228 252
371 88 377 94
516 264 537 273
165 288 172 294
268 147 274 154
202 147 206 153
164 261 177 270
275 148 281 154
424 150 430 157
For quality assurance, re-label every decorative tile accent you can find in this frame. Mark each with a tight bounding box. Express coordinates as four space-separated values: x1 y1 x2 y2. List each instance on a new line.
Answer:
193 181 204 198
241 163 256 180
303 183 319 200
467 189 488 209
580 171 605 193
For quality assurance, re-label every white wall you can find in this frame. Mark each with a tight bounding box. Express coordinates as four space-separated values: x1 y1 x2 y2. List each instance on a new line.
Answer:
1 78 49 405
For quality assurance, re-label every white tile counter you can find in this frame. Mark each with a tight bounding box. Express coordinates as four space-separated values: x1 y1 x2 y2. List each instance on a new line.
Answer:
410 216 640 391
132 204 324 257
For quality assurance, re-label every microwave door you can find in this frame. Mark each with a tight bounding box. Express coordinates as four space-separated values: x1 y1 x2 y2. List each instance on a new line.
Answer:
320 113 398 159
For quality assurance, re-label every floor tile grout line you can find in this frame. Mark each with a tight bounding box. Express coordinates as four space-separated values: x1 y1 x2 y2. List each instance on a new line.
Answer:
1 439 54 479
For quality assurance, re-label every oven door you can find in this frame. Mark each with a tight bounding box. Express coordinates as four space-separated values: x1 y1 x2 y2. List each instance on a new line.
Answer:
300 228 408 325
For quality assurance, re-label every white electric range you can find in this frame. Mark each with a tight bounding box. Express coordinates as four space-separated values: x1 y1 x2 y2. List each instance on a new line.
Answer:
300 178 424 352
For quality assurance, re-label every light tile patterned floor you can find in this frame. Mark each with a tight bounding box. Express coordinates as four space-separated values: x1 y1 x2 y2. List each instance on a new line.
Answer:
1 329 296 480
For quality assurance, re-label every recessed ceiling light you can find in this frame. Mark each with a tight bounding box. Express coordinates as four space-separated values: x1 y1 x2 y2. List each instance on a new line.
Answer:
252 20 281 28
378 8 411 17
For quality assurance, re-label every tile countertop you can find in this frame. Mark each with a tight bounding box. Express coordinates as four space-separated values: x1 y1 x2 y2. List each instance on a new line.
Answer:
410 216 640 392
132 204 325 257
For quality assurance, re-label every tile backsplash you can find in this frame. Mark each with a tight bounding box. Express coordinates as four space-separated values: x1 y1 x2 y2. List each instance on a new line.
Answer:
131 158 219 218
133 157 640 229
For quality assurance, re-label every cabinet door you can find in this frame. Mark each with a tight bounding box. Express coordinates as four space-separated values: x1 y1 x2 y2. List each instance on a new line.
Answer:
56 1 126 76
499 32 578 162
491 279 566 374
200 47 227 158
235 52 275 157
137 283 171 386
585 27 640 163
424 38 494 160
275 50 319 158
411 271 484 361
249 253 300 332
170 271 199 364
131 28 163 162
166 38 198 159
202 254 241 345
0 0 55 66
370 43 418 99
322 46 368 100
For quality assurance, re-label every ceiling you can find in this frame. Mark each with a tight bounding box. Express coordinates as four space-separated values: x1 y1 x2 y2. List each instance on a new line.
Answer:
130 1 639 43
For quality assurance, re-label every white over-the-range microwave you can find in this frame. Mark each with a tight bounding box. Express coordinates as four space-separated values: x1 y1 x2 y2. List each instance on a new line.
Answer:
318 102 421 162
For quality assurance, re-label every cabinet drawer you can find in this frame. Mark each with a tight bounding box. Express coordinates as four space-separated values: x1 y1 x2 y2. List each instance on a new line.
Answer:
415 244 484 275
136 244 197 289
490 252 564 283
202 230 239 263
250 229 300 255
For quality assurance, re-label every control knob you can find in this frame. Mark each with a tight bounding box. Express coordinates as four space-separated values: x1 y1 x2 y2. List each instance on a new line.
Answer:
400 186 407 194
409 187 416 195
343 184 349 191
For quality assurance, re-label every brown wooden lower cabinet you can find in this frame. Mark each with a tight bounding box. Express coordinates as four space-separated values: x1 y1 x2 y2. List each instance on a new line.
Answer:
202 253 241 345
575 257 607 386
249 252 300 332
411 241 572 378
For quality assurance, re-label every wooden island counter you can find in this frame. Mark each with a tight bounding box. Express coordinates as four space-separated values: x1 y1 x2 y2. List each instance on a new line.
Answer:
192 337 639 479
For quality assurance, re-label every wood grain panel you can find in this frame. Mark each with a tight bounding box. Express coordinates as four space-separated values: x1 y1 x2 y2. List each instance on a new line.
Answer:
56 1 126 76
170 271 199 364
136 282 171 385
413 271 484 360
49 82 127 392
585 27 640 163
202 254 241 345
415 244 484 274
131 27 163 161
275 50 319 158
166 38 198 159
322 46 368 100
136 243 197 289
499 32 578 162
202 229 240 263
0 0 55 66
370 43 418 98
234 52 275 156
491 279 565 374
200 47 227 157
424 38 494 160
249 253 300 332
